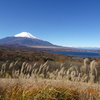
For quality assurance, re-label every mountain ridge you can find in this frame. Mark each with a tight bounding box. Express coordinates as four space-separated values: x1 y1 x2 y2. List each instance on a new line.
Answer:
0 32 99 51
0 32 54 46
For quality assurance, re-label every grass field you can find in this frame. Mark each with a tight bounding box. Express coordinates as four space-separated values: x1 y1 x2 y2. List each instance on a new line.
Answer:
0 78 100 100
0 46 100 100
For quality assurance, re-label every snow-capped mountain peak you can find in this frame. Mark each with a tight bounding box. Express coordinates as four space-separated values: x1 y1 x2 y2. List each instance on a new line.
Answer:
14 32 37 39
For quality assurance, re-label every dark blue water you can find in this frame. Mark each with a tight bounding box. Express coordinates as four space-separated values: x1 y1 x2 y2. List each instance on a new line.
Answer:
48 51 100 58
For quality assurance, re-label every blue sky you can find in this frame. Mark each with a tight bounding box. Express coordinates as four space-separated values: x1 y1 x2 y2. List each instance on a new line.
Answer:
0 0 100 47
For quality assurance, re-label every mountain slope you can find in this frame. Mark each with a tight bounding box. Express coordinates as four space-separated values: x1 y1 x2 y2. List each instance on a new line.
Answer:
0 32 54 46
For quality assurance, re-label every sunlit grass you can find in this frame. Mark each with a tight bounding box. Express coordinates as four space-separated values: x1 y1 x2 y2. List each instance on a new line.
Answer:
0 79 100 100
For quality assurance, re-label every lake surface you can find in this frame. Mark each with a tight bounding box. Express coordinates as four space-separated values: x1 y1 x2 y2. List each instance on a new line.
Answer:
47 51 100 58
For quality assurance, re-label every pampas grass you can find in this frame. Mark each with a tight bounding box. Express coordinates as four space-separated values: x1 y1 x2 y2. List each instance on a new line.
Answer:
0 78 100 100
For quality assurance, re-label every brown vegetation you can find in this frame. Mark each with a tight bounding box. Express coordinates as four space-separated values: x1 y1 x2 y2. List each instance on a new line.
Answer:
0 58 100 84
0 79 100 100
0 45 100 100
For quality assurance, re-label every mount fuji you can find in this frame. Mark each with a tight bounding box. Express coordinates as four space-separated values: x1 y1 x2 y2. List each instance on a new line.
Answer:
0 32 54 46
0 32 98 51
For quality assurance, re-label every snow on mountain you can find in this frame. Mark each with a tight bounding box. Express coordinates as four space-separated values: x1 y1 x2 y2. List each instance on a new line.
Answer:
14 32 37 39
